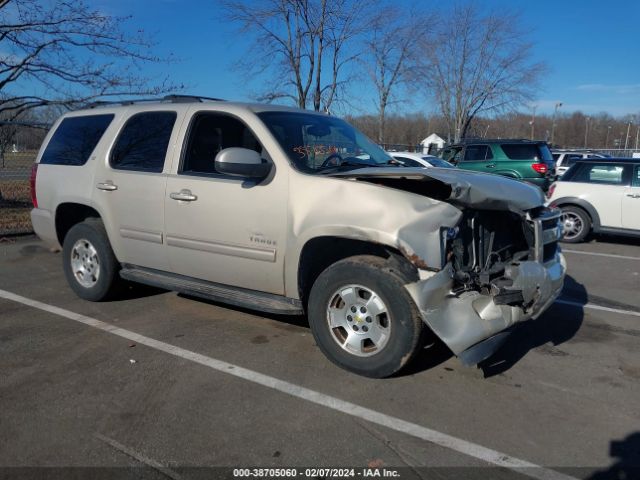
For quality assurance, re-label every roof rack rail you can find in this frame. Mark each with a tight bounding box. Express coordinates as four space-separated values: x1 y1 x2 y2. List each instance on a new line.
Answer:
163 94 225 103
455 138 538 144
85 94 225 109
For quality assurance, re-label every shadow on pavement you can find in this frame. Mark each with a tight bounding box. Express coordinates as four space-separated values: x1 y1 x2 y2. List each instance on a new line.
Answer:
590 234 640 247
179 274 588 379
177 292 310 330
478 274 586 377
401 332 455 375
116 281 168 300
587 432 640 480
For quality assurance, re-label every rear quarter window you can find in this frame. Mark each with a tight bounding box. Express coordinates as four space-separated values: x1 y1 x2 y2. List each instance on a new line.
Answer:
500 144 549 161
40 114 114 166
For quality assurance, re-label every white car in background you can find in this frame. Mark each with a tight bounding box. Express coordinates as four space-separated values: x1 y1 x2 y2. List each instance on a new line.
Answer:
552 150 610 177
387 151 455 168
547 158 640 242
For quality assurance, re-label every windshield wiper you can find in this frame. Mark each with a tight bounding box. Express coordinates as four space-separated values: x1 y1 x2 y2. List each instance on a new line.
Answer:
318 162 375 174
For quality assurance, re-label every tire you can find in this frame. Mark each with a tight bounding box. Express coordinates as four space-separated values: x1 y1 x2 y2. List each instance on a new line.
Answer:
560 206 591 243
307 255 423 378
62 219 122 301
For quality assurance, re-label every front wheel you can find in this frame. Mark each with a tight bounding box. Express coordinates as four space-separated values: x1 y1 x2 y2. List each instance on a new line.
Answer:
307 255 423 378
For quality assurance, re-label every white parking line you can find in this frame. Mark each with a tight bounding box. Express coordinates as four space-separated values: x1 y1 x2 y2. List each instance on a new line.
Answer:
95 433 183 480
555 299 640 317
0 288 576 480
562 249 640 261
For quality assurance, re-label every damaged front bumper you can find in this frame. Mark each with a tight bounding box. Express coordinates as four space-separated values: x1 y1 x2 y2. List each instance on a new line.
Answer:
405 253 566 365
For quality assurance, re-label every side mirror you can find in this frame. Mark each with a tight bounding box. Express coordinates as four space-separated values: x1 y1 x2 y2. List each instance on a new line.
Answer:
214 147 272 179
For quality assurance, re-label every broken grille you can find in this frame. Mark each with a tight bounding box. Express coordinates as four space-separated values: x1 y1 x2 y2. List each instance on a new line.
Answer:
528 208 562 264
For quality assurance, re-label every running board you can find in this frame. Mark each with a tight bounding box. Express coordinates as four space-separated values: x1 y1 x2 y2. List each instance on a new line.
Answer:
119 265 304 315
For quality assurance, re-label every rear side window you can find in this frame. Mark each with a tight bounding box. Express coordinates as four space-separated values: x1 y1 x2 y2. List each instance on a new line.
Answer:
633 166 640 187
501 144 551 161
463 145 493 161
40 114 114 166
568 163 628 185
110 111 177 173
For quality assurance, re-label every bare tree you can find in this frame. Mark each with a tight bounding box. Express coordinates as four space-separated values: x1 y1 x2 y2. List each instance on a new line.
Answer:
224 0 369 111
0 0 177 119
0 122 16 167
362 6 420 143
419 3 545 142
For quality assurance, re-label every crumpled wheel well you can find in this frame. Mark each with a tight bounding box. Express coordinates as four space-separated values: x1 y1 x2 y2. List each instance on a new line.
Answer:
298 236 418 308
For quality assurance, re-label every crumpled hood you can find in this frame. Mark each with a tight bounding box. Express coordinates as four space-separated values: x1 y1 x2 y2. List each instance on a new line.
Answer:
328 167 545 213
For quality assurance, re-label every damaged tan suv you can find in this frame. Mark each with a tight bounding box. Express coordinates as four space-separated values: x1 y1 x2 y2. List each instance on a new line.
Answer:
30 95 566 377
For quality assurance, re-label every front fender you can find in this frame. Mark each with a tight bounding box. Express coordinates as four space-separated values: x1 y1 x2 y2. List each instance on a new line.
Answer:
284 173 463 298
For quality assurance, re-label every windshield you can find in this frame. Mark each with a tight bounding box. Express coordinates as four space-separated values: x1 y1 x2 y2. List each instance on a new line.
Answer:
258 111 392 173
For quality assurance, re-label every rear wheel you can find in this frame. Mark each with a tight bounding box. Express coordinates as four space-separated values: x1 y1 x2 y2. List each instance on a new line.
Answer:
62 219 122 301
307 255 423 378
560 206 591 243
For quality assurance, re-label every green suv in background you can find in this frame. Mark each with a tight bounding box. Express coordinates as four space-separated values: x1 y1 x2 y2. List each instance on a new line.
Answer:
441 139 555 191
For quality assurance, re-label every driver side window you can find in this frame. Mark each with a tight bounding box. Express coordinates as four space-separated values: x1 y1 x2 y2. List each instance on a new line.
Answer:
181 112 263 175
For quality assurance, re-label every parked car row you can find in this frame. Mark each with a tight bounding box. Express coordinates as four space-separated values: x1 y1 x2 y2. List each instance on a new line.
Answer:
386 142 638 244
387 151 455 168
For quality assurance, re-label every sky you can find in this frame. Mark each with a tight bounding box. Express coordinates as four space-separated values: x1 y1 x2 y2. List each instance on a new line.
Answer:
92 0 640 118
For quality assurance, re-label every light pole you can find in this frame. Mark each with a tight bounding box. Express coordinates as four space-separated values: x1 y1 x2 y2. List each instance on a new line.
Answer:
550 102 562 146
624 116 635 150
584 116 590 148
529 105 537 140
605 125 611 149
635 125 639 151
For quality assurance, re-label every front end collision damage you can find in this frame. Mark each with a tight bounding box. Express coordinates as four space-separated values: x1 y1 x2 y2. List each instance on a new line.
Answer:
325 168 566 365
405 255 566 363
288 167 565 365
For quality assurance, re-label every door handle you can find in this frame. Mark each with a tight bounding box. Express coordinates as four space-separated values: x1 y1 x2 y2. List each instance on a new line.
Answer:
170 190 197 202
626 193 640 198
485 164 496 169
96 182 117 191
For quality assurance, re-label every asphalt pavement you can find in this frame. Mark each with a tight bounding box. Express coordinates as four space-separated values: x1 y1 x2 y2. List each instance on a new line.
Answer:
1 235 639 480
